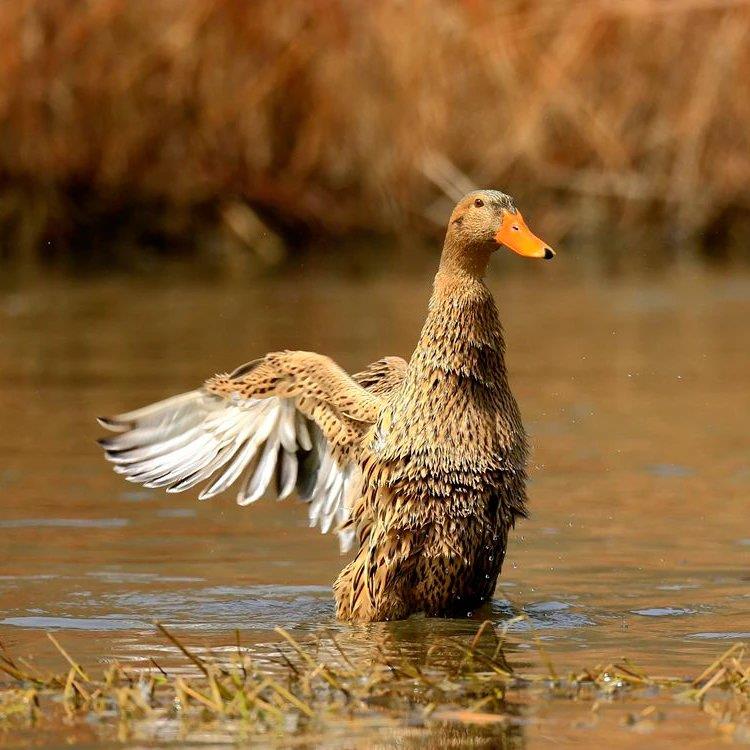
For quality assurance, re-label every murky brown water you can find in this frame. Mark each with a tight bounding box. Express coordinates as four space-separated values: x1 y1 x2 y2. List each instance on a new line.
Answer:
1 264 748 747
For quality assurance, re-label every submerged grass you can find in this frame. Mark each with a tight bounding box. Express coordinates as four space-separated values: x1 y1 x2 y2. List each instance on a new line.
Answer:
0 621 747 745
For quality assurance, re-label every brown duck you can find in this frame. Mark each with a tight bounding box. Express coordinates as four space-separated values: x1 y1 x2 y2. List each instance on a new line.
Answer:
98 190 555 622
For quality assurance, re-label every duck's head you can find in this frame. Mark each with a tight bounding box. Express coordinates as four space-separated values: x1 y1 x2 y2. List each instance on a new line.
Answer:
447 189 555 261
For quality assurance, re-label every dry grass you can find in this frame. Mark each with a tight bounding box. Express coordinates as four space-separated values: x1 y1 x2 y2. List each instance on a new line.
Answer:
0 622 747 744
0 1 749 268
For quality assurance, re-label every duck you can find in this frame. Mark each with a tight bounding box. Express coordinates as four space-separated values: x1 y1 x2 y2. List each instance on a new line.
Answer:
98 189 555 622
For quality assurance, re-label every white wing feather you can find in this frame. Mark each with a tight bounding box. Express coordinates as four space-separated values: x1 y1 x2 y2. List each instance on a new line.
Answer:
98 390 357 552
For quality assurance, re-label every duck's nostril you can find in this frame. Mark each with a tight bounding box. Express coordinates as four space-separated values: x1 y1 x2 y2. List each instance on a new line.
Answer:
544 247 555 260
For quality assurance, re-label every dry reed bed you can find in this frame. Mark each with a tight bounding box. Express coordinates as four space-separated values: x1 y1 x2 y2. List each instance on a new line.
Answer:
0 622 747 744
0 1 749 265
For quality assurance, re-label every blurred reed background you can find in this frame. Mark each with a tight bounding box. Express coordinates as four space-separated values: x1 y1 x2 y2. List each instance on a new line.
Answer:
0 0 749 275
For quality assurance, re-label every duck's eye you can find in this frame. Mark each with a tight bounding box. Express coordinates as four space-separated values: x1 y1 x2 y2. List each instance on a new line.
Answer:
473 198 484 208
512 225 520 231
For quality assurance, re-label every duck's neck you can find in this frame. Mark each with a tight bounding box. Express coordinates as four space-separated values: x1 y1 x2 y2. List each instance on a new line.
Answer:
412 250 506 382
437 232 492 280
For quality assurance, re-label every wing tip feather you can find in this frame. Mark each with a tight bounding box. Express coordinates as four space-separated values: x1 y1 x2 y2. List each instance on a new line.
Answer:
97 416 128 432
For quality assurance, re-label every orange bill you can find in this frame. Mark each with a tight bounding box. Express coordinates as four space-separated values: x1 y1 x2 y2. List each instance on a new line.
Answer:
495 210 555 259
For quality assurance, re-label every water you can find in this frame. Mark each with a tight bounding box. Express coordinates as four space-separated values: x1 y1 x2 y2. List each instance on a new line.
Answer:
1 267 749 746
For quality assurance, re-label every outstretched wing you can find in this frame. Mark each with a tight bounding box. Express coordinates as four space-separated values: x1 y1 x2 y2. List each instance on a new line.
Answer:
98 352 407 552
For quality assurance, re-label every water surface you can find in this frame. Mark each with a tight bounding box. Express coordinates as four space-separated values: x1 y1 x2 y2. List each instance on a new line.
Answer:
1 267 748 746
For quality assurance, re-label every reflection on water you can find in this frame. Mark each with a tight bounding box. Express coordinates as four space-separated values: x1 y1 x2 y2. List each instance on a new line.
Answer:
0 583 594 634
0 518 130 528
0 267 749 746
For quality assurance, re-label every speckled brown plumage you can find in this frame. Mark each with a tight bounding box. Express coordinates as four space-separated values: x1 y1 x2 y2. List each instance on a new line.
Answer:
98 189 554 623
